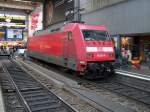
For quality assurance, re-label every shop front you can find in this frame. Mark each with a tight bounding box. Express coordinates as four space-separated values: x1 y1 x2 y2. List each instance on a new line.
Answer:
139 36 150 62
113 35 150 63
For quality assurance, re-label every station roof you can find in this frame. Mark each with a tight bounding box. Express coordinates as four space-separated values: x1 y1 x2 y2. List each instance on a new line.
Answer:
0 0 43 11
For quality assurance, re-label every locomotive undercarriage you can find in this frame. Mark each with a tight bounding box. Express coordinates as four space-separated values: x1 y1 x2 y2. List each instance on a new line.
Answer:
84 62 114 80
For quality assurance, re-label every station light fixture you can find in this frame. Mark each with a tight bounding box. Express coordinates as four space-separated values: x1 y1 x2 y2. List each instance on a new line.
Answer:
5 18 11 23
13 0 22 1
13 0 32 3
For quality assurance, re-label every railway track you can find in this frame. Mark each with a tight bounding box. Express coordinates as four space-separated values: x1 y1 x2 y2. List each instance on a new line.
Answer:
14 58 150 111
30 59 150 108
1 60 76 112
89 79 150 107
29 59 150 106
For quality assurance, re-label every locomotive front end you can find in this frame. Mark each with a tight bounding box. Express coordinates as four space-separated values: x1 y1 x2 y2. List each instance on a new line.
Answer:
81 28 115 79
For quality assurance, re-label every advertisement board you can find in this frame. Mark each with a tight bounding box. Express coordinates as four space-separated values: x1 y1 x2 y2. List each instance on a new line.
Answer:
28 3 43 37
0 31 5 41
7 29 23 40
0 14 26 28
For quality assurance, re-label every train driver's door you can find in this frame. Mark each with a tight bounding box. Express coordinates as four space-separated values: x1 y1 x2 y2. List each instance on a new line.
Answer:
63 31 73 66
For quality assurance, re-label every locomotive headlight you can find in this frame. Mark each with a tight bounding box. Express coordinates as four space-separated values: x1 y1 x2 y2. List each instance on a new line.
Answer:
109 53 114 57
87 54 94 58
80 61 86 64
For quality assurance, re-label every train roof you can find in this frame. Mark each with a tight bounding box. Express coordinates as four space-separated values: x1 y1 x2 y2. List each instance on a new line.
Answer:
32 22 107 37
64 23 107 31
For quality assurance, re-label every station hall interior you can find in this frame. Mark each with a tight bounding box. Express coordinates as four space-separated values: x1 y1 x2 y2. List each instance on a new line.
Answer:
0 0 150 112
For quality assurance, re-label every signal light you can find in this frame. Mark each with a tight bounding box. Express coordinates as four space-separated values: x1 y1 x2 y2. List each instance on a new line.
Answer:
80 61 86 64
87 54 94 58
109 53 114 57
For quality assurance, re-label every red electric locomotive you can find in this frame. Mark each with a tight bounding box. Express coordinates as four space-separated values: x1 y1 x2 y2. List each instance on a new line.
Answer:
27 22 115 79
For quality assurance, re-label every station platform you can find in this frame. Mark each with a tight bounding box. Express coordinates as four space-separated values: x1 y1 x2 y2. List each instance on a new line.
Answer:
0 85 5 112
0 63 6 112
117 65 150 76
115 64 150 82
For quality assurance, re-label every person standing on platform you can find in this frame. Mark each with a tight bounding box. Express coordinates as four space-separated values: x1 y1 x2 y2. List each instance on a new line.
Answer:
0 45 3 54
9 46 14 58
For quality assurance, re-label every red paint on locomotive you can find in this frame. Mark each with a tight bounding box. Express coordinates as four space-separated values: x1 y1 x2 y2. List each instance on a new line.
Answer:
27 23 115 79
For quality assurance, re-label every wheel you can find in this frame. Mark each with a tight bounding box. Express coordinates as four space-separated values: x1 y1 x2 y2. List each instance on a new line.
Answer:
84 63 104 80
104 63 115 77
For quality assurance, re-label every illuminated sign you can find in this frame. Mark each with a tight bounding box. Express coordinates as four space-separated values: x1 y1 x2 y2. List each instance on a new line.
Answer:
0 14 26 28
31 13 39 30
7 29 23 40
28 3 43 36
0 22 26 28
0 14 26 20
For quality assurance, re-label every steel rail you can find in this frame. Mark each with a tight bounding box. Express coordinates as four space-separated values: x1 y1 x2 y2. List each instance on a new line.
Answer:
17 59 138 112
2 60 76 112
2 63 32 112
32 58 150 107
91 78 150 107
11 59 78 112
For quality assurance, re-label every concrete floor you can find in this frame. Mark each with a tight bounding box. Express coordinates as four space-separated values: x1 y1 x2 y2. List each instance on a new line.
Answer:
0 62 6 112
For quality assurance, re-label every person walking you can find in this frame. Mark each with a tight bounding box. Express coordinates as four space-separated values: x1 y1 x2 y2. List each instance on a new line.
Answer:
0 45 3 54
1 45 4 54
9 47 14 58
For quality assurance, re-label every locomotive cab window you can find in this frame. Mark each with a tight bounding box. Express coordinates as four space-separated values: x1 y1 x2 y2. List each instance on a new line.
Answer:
68 32 72 40
82 30 109 41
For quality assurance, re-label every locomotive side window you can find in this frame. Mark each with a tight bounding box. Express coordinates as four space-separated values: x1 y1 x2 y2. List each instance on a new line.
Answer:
68 32 72 40
82 30 109 41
